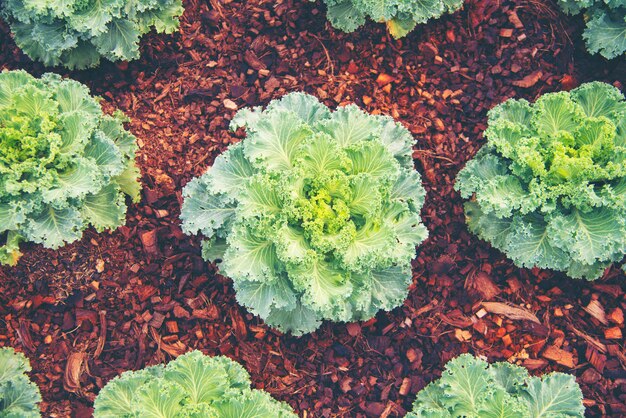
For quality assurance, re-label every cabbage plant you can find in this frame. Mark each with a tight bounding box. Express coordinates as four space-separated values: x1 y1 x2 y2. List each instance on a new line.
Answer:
313 0 464 38
455 82 626 280
0 70 140 266
557 0 626 59
407 354 584 417
93 351 297 417
1 0 184 69
181 92 428 335
0 347 42 417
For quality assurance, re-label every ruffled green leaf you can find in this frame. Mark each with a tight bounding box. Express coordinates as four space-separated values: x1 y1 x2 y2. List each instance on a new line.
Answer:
409 382 449 417
233 274 297 318
289 257 353 320
442 354 492 416
137 0 184 33
506 215 570 270
265 302 322 336
93 352 297 418
243 109 312 171
351 265 411 318
222 225 280 281
456 82 626 280
387 17 418 38
163 351 229 404
267 92 331 125
319 104 379 147
298 133 348 176
377 116 415 167
583 9 626 60
24 206 84 249
479 390 530 418
489 361 529 394
523 373 585 417
391 169 426 210
206 143 254 195
93 367 163 417
534 92 583 136
212 391 295 418
346 141 399 179
182 92 427 334
84 132 125 177
0 231 24 266
325 0 368 33
114 162 142 203
0 348 42 417
134 379 186 418
180 178 237 238
42 159 100 203
2 0 183 68
321 0 463 37
548 208 624 265
407 355 584 418
81 183 127 232
570 81 626 118
0 71 138 265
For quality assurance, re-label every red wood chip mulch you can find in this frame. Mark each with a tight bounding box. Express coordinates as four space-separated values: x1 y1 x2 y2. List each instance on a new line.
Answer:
0 0 625 416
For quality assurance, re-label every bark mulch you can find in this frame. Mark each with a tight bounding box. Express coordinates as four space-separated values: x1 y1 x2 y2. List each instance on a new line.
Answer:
0 0 625 416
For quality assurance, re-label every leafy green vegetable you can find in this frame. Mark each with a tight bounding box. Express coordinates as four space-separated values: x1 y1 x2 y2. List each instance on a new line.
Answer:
181 92 428 335
557 0 626 59
0 347 42 417
407 354 585 418
1 0 184 69
455 82 626 280
313 0 464 38
0 70 140 266
93 351 297 418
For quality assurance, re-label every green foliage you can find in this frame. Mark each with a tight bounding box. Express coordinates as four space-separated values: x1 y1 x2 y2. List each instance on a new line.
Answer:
181 92 427 335
407 354 585 418
313 0 464 38
557 0 626 59
0 347 42 417
93 351 297 418
1 0 184 69
0 70 140 266
455 82 626 280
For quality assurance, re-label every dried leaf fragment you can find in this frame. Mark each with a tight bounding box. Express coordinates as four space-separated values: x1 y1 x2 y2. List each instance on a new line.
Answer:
481 301 541 324
64 352 88 393
512 70 543 88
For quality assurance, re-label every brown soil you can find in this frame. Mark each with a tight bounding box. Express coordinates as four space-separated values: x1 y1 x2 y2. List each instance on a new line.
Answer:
0 0 625 416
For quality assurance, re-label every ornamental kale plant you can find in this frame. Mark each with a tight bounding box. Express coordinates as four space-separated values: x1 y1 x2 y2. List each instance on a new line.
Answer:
407 354 584 417
1 0 184 69
0 347 42 417
181 92 428 335
93 351 297 417
313 0 464 38
455 82 626 280
0 70 140 266
557 0 626 59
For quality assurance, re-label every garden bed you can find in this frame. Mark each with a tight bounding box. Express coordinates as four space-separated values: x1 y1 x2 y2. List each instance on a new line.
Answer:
0 0 624 416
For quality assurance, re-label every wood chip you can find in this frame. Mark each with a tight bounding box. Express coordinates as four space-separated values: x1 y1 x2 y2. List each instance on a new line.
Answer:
454 329 472 342
604 327 622 340
466 271 500 300
481 302 540 324
583 300 608 325
608 307 624 325
376 73 394 86
64 352 87 393
542 345 575 368
94 311 107 359
512 70 543 88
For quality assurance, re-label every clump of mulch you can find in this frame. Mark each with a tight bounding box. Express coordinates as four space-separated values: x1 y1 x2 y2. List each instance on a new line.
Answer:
0 0 624 416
